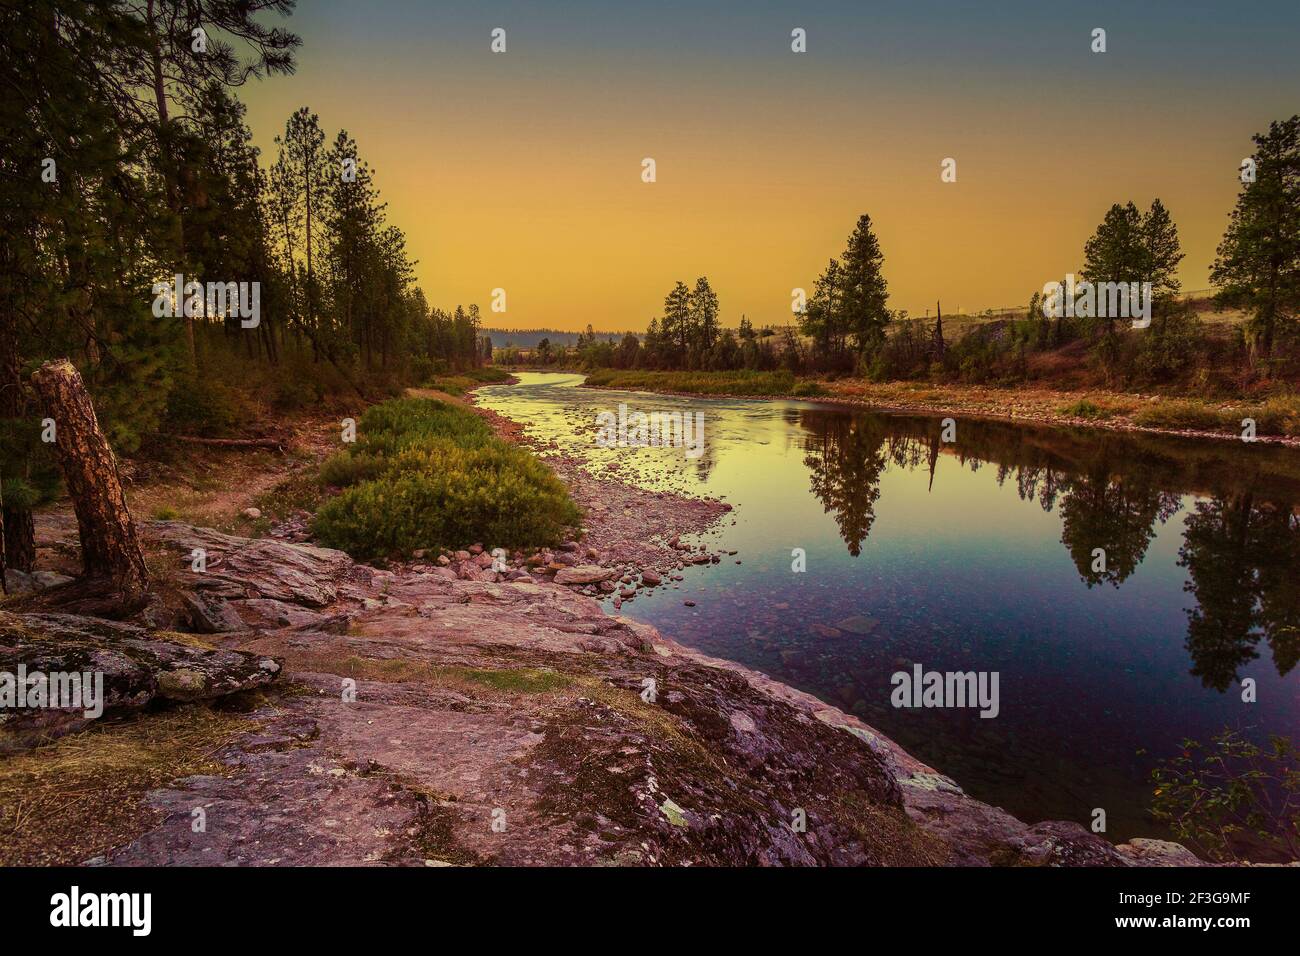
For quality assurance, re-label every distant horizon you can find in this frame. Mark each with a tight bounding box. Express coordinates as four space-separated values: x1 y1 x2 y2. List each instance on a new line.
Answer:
241 0 1300 331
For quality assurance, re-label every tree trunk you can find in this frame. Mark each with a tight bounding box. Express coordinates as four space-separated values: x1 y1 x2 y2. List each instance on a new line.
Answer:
0 301 35 572
30 359 148 606
932 301 946 361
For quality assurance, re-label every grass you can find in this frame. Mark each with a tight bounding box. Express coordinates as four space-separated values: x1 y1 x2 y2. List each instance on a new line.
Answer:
0 706 253 865
311 397 581 561
584 369 800 396
1057 396 1137 420
278 651 574 698
1133 395 1300 437
420 367 512 397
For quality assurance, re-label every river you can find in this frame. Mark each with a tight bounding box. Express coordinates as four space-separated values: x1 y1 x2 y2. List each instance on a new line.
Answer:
477 371 1300 854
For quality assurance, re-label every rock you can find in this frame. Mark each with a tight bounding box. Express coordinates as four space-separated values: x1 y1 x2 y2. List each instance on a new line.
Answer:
149 523 350 609
437 555 451 566
599 580 618 593
1116 838 1204 866
469 544 483 555
640 571 662 587
809 623 843 639
2 569 35 595
0 610 281 754
554 566 615 585
31 570 76 589
474 552 495 569
454 550 471 562
241 507 262 520
684 600 696 607
178 588 247 633
834 615 878 636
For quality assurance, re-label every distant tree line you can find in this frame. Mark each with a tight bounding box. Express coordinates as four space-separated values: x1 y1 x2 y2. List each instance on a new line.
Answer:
554 117 1299 389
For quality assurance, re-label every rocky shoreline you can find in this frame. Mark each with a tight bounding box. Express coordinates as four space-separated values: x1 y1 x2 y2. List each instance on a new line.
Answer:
2 515 1200 866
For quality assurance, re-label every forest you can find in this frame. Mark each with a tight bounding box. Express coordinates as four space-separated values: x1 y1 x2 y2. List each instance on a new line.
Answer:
0 0 496 579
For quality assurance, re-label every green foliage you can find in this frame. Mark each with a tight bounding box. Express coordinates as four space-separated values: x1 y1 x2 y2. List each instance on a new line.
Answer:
1129 306 1206 383
421 367 511 396
311 398 580 560
1059 399 1106 419
163 372 253 438
1132 400 1232 432
583 369 798 396
1149 730 1300 863
1211 116 1300 355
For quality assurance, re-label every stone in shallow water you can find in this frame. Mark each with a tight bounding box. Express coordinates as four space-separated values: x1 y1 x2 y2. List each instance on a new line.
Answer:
834 615 878 635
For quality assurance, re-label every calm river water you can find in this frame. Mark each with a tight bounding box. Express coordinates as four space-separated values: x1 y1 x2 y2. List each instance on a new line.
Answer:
478 372 1300 850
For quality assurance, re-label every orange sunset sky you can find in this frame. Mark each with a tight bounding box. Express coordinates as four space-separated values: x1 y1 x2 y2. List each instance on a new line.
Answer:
240 1 1300 332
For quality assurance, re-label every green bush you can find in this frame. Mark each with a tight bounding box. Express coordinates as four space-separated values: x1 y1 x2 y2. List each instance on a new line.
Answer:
162 372 250 437
1130 308 1206 383
311 398 580 560
1059 398 1105 419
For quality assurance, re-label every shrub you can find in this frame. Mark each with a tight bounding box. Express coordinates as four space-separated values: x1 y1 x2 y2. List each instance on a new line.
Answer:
1129 307 1206 384
1059 398 1106 419
1132 400 1230 432
162 372 250 437
311 398 580 560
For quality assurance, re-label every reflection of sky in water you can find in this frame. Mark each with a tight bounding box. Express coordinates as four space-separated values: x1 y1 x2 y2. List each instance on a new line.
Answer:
478 373 1300 846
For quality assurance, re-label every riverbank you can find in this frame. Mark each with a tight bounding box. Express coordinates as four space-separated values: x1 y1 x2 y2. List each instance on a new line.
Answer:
0 382 1205 866
576 369 1300 447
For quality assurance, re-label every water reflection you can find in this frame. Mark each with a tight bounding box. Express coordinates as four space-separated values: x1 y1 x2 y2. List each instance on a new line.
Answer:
1179 494 1300 691
796 408 1300 689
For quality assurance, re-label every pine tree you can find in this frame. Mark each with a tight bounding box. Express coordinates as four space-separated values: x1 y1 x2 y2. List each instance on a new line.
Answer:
1211 116 1300 355
690 276 719 358
836 215 891 357
661 281 691 366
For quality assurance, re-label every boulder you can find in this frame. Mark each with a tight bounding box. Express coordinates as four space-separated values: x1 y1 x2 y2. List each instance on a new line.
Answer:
554 566 615 585
0 610 281 754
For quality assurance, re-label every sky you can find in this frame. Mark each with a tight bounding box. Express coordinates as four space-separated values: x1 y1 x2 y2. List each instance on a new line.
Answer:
239 1 1300 332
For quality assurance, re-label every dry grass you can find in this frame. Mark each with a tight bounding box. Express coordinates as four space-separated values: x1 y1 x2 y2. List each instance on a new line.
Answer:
0 706 254 865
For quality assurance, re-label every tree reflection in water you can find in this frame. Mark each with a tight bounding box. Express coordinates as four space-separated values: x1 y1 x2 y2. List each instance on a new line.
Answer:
797 407 1300 689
